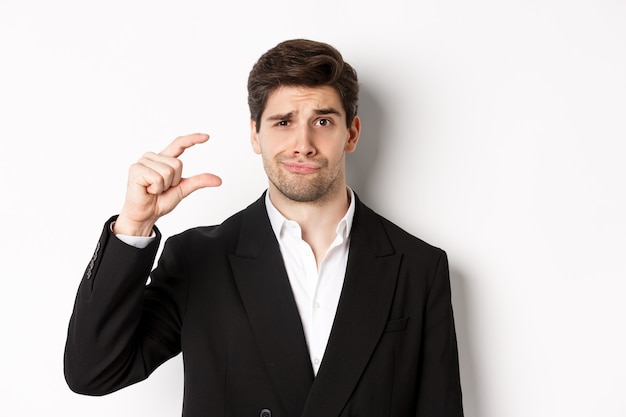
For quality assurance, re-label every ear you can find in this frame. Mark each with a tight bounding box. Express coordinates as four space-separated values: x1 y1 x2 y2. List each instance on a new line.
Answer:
344 115 361 153
250 119 262 154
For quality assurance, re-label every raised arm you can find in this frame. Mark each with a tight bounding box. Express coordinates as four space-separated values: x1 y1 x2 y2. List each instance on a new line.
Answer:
64 134 221 395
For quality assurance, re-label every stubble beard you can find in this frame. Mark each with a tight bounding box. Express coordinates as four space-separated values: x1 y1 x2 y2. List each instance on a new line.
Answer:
264 156 344 204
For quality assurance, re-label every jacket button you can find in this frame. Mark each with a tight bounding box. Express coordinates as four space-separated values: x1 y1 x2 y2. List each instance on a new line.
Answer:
260 409 271 417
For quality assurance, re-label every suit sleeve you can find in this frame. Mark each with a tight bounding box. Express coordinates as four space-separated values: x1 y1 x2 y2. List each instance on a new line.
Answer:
64 216 185 395
416 251 464 416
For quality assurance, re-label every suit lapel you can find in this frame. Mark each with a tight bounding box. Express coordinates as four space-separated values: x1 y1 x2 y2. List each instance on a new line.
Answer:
229 196 314 416
302 199 402 417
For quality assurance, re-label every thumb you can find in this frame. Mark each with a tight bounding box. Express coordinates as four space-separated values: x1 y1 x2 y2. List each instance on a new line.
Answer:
178 173 223 199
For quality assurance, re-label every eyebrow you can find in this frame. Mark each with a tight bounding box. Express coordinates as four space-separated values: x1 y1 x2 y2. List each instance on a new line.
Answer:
314 107 342 117
265 107 343 122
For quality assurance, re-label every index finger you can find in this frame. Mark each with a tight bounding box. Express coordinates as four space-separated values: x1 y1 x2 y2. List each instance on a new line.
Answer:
159 133 210 158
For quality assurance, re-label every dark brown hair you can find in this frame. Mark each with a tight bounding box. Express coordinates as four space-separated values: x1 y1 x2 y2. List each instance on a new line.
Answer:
247 39 359 131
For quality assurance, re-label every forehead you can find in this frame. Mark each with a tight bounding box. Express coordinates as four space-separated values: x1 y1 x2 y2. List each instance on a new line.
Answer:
264 85 344 115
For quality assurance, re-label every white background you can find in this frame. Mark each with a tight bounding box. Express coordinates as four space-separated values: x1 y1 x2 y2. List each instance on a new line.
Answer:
1 1 625 416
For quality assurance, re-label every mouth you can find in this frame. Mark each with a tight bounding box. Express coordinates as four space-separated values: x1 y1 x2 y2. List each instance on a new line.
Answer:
281 161 321 174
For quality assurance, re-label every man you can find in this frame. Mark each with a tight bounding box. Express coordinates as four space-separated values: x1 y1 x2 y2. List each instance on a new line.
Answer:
64 39 464 417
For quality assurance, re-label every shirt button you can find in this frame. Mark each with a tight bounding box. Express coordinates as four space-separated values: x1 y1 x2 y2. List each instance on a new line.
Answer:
313 358 320 365
313 302 320 311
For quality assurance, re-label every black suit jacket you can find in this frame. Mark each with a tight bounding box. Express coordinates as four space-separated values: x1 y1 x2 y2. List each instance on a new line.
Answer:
65 193 463 416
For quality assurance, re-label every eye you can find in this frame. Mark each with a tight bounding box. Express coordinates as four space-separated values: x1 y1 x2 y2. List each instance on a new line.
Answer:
276 120 289 127
315 118 332 127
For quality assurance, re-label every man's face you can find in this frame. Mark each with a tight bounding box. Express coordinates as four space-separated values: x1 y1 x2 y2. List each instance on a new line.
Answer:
250 85 360 204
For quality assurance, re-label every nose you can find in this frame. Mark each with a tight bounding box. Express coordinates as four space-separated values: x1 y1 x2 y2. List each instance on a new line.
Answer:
293 125 316 157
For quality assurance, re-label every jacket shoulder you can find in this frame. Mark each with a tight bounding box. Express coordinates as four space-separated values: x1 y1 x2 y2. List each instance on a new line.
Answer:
163 194 266 251
356 200 446 260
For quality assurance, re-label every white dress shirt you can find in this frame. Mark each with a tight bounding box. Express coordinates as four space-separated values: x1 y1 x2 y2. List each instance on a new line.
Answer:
265 189 355 375
116 188 355 375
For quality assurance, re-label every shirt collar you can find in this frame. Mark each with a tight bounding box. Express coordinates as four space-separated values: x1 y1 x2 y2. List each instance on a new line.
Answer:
265 187 356 240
